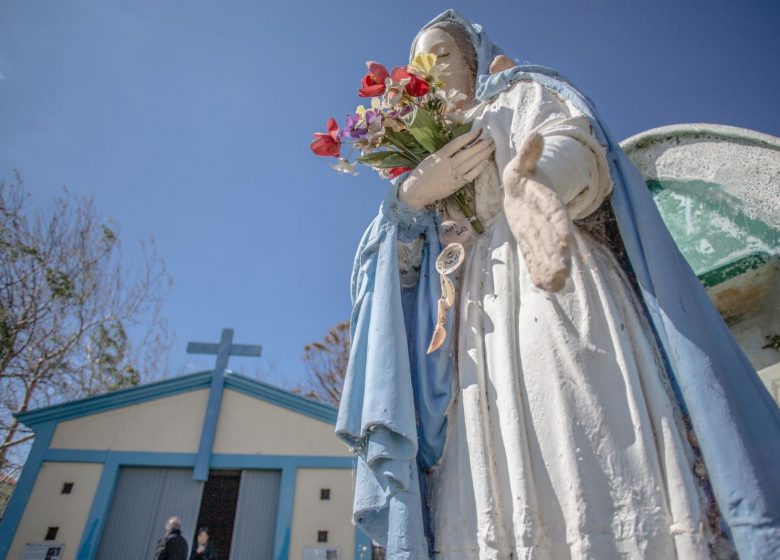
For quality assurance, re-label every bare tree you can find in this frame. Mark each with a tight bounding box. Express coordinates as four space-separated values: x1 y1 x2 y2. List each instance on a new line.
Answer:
299 320 350 406
0 173 172 475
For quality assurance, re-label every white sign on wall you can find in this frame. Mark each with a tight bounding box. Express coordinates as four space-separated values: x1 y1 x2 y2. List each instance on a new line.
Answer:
20 543 64 560
304 546 339 560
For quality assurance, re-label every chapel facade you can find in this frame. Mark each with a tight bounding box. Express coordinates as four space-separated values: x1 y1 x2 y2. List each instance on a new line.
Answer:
0 368 369 560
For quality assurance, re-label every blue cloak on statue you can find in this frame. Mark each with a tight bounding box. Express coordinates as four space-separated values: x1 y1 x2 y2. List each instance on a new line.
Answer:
336 9 780 559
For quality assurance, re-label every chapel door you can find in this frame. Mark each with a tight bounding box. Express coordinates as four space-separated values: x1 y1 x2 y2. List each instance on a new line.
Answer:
228 469 282 560
95 467 204 559
192 470 242 557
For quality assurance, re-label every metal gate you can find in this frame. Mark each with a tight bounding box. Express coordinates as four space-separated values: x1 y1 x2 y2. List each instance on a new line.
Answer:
96 467 204 559
229 470 281 560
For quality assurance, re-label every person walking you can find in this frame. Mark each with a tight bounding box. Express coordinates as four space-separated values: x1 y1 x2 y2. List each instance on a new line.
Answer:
153 516 189 560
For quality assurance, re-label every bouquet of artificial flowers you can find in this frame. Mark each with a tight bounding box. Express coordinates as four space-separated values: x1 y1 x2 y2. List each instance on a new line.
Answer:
310 53 484 233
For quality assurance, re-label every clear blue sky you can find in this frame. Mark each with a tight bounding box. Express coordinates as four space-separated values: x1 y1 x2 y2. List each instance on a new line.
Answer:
2 1 779 389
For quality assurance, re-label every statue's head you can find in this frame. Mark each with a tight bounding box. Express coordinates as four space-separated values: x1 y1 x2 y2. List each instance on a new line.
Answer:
410 11 511 110
412 22 479 106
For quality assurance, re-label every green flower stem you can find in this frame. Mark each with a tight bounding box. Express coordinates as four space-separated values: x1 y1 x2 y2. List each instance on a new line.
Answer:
448 182 484 234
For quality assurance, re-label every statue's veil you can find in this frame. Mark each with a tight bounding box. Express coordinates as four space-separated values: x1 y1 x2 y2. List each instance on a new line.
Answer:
410 9 504 94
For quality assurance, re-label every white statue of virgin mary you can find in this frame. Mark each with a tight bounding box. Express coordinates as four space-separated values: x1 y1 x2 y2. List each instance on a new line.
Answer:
336 10 780 560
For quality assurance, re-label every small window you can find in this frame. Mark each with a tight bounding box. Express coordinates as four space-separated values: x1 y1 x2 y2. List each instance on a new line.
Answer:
317 530 328 543
45 526 59 540
320 488 331 500
61 482 74 494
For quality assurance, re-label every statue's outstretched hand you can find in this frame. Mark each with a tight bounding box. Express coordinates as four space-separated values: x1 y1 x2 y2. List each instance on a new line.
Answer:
502 133 574 292
399 129 495 210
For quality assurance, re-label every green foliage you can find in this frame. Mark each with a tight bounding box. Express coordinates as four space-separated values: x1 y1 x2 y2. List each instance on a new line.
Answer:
357 150 419 169
408 108 446 154
383 129 427 160
450 121 473 140
101 224 117 244
90 323 141 393
0 173 171 473
354 108 473 173
45 268 75 299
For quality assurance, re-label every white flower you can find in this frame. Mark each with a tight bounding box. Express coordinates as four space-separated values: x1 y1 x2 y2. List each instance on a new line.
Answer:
330 158 359 176
383 76 411 107
437 89 468 114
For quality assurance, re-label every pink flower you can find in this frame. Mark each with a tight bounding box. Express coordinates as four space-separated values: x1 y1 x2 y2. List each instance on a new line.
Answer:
310 117 341 157
358 62 389 98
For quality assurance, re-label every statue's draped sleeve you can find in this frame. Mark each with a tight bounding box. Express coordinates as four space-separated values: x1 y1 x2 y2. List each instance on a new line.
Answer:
473 78 612 221
336 183 454 558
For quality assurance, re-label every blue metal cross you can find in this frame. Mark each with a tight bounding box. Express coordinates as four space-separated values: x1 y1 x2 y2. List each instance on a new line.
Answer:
188 328 262 480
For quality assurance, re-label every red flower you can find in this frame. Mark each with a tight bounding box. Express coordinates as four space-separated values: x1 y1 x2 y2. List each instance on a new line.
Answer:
310 117 341 157
358 61 389 98
391 66 430 97
388 167 413 179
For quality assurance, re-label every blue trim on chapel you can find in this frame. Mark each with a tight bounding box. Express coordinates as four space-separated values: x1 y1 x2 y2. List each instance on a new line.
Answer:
15 369 338 428
15 370 213 427
0 370 359 560
0 421 56 560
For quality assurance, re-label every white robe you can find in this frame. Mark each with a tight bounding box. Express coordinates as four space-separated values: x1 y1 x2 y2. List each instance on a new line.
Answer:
424 81 709 559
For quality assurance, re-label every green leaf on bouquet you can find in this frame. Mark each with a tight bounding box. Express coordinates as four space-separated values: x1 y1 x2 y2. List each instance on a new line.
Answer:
357 150 419 169
451 121 473 139
383 129 427 160
408 108 446 154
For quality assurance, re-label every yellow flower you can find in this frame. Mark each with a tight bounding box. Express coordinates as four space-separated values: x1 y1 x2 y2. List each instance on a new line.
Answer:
409 52 448 81
409 53 436 74
355 105 367 124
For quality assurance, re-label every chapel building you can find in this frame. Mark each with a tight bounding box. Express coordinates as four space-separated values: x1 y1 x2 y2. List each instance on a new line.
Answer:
0 364 369 560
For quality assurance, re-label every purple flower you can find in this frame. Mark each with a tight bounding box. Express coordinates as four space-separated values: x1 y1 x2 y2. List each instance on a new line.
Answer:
341 113 366 139
387 106 413 119
341 109 383 140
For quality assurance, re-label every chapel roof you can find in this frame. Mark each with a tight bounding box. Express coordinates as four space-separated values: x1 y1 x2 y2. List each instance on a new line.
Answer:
15 369 337 429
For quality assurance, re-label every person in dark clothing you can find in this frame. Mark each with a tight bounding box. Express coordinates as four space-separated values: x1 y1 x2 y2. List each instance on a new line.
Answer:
189 527 218 560
153 516 189 560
